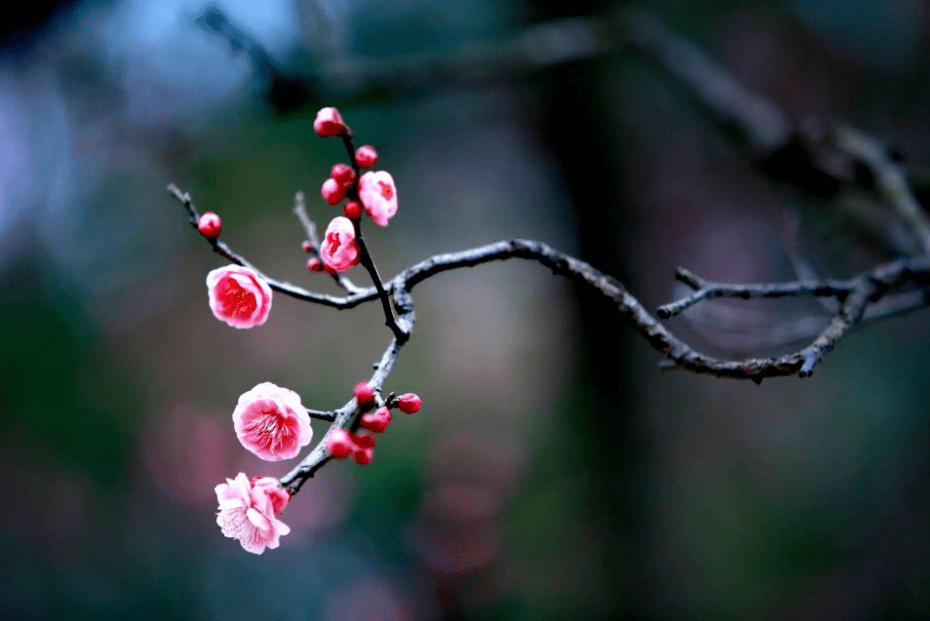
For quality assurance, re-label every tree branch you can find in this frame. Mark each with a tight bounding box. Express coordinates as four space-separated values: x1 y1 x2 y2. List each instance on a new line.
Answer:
177 9 930 494
657 268 857 319
168 183 379 309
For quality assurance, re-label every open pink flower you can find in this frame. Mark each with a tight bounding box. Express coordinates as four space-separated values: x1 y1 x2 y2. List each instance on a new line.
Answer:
215 473 290 554
233 382 312 461
320 216 359 272
206 265 272 329
358 171 398 227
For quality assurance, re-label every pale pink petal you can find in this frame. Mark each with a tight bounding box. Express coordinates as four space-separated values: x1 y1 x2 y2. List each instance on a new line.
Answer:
239 536 267 554
272 517 290 537
233 472 252 498
217 497 245 511
247 507 271 531
215 482 239 504
252 477 290 515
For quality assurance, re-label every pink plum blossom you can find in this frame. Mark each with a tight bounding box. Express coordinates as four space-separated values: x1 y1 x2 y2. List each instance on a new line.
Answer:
233 382 312 461
215 473 290 554
320 216 359 272
206 265 272 329
358 171 398 227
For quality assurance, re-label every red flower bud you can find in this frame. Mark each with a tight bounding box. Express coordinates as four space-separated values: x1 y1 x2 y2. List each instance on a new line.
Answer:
397 393 421 414
343 200 363 219
360 407 392 433
314 107 348 137
354 145 378 168
352 447 373 465
354 382 375 408
321 178 348 205
328 429 354 459
198 212 222 238
331 163 356 187
352 432 377 449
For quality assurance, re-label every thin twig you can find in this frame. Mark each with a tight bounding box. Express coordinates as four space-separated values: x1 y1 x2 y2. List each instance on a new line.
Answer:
305 409 337 422
657 268 858 319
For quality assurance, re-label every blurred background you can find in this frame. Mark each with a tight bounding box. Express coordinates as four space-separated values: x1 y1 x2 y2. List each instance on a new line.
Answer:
4 0 930 619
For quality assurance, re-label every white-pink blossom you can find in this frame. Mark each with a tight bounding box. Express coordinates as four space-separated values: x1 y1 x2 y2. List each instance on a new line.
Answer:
215 473 290 554
313 106 348 137
206 265 272 329
358 171 398 227
320 216 359 272
233 382 312 461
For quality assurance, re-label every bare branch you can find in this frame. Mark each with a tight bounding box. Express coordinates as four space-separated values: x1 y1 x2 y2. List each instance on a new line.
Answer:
832 127 930 253
177 10 930 496
657 268 856 319
168 183 378 309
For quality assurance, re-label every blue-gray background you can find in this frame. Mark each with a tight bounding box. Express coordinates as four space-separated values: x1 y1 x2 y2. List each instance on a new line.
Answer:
3 0 930 619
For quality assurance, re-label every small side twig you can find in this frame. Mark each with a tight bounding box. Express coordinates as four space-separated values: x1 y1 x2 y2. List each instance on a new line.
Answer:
292 191 367 295
657 268 857 319
832 127 930 254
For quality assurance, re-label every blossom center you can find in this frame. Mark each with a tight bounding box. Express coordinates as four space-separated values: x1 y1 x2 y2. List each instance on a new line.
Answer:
218 275 258 319
244 410 292 453
378 180 394 200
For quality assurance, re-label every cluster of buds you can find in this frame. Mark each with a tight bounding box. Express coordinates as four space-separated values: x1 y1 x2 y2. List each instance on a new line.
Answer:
307 107 398 274
326 382 423 462
327 428 377 465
